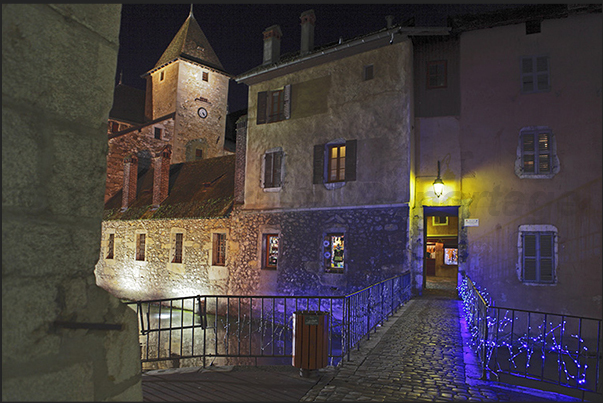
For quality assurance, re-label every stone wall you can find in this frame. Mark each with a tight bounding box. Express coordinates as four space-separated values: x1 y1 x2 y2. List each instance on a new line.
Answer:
2 4 142 401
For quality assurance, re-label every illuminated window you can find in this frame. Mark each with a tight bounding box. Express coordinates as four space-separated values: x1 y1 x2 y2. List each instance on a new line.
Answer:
262 149 283 189
432 216 448 226
136 233 146 261
521 56 549 93
172 233 183 264
313 140 357 185
212 233 226 266
106 233 114 259
519 225 557 284
263 234 279 269
427 60 447 89
202 71 209 82
327 144 346 183
323 233 345 273
517 127 558 178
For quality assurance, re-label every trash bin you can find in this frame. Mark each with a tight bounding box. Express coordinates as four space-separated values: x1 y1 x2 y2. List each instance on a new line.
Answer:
292 310 329 376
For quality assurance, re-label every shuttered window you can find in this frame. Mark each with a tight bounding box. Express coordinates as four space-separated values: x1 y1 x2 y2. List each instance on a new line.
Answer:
262 150 283 188
521 129 552 174
256 85 291 125
313 140 357 184
136 233 146 261
522 231 555 283
521 56 550 93
212 233 226 266
172 233 183 264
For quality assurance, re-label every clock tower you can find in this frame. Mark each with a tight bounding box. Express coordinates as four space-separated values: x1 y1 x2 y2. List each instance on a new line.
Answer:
142 6 231 163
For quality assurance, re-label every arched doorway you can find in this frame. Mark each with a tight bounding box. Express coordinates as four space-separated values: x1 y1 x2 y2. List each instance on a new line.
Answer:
423 206 459 293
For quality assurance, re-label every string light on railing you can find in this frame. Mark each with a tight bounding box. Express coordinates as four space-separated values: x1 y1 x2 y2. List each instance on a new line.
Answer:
458 275 592 388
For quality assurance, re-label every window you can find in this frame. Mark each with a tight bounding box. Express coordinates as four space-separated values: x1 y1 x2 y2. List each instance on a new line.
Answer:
525 20 541 35
313 140 357 185
202 71 209 82
195 149 203 160
327 144 346 183
106 233 114 259
427 60 447 89
136 233 146 261
516 127 558 178
172 233 183 264
323 233 345 273
212 233 226 266
521 56 549 93
432 216 448 226
154 127 162 140
263 234 279 269
110 121 119 133
262 149 283 189
518 225 557 283
256 85 291 124
160 71 165 81
363 64 374 81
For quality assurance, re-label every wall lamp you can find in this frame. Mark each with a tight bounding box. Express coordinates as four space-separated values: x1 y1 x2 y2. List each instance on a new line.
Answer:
433 161 445 197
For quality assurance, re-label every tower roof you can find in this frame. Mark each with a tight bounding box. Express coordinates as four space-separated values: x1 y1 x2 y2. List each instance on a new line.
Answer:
153 10 225 73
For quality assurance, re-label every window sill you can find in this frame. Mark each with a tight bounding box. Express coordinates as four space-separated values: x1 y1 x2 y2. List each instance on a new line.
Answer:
324 181 346 190
262 186 282 193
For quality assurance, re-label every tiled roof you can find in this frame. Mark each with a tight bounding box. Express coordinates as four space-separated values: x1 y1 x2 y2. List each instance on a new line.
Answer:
104 154 235 220
109 84 146 124
153 12 225 73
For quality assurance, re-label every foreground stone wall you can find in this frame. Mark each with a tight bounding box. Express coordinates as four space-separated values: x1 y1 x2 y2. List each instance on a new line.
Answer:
2 4 142 401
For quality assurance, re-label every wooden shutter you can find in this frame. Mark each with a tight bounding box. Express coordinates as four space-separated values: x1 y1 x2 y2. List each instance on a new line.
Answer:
523 234 537 281
283 84 291 120
539 234 554 282
313 144 325 184
345 139 357 182
274 151 283 187
263 152 273 187
256 91 268 125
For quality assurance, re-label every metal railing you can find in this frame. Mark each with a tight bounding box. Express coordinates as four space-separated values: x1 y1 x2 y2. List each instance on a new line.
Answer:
459 274 602 399
128 272 411 370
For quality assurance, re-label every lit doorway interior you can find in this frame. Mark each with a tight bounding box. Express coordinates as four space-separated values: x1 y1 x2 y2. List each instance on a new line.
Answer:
423 206 459 291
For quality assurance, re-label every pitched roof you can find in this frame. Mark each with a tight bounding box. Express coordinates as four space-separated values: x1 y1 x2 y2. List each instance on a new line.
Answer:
104 154 235 221
152 11 225 73
109 83 146 124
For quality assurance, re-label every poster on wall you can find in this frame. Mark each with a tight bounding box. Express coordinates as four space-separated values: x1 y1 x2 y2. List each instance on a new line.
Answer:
444 248 458 265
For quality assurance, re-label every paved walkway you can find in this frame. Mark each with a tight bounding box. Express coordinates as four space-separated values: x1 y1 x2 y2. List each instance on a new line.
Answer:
299 279 581 402
142 278 583 401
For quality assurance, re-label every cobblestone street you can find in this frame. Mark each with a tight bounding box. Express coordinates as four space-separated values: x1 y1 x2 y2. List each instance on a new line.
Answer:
300 278 580 402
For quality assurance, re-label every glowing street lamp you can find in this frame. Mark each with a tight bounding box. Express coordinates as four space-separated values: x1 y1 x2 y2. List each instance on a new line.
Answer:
433 161 445 198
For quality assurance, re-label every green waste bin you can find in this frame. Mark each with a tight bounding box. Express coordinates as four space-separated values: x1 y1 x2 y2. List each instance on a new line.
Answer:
292 310 329 376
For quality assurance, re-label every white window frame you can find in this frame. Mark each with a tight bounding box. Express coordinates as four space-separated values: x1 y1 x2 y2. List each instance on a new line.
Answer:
261 147 284 192
517 224 558 285
515 126 559 179
521 55 550 94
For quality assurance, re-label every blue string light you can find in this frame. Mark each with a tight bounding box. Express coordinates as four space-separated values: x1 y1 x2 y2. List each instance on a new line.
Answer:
457 276 593 388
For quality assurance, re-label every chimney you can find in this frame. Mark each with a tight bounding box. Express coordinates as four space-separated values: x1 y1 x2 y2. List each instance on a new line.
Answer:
300 9 316 56
152 145 172 209
121 154 138 211
385 15 394 29
234 115 248 205
262 25 282 65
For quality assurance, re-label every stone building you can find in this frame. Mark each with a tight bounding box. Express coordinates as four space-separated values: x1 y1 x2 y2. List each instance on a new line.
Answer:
3 4 141 401
410 4 602 319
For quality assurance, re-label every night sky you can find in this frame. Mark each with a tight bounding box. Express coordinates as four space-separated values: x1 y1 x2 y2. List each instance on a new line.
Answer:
116 3 521 113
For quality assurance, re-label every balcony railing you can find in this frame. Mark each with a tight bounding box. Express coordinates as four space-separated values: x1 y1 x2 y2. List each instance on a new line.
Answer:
127 272 411 371
458 273 602 400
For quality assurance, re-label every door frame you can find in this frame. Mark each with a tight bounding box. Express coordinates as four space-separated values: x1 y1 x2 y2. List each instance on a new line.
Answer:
422 206 459 289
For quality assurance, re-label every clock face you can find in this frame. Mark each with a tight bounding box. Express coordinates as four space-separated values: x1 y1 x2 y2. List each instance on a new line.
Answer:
197 107 208 119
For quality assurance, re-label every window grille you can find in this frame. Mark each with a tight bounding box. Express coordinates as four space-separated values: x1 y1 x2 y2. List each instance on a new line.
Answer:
212 233 226 266
172 233 183 264
136 233 146 261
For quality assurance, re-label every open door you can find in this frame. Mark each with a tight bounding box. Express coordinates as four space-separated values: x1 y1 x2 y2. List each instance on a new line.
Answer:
423 206 459 291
